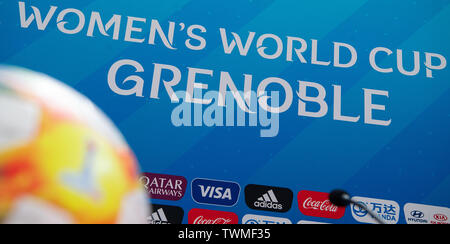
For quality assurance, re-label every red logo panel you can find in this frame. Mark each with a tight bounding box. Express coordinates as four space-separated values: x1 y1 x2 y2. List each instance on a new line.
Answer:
188 208 238 224
298 190 346 219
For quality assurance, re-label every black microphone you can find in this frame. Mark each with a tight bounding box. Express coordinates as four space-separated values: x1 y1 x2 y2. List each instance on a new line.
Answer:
329 189 385 224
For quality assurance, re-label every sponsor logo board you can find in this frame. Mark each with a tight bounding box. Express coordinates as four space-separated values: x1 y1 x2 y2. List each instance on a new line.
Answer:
147 204 184 224
242 214 291 224
140 173 187 201
244 184 293 213
404 203 449 224
191 178 240 207
298 190 345 219
351 196 400 224
188 208 238 224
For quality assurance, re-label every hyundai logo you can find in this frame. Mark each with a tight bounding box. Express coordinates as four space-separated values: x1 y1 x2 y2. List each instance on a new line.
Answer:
410 210 424 219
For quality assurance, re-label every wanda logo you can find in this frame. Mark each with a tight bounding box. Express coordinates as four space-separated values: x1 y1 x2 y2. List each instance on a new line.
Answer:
298 190 346 219
188 208 238 224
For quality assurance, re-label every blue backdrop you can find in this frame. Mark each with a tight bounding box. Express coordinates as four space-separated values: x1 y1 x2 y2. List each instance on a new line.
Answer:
1 0 449 224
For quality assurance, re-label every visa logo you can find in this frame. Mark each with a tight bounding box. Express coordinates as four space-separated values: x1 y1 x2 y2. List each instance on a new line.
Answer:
199 185 232 200
192 178 240 207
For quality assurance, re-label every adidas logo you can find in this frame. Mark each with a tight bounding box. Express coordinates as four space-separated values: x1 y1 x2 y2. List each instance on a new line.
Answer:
254 190 283 210
147 208 170 224
257 190 279 203
245 184 293 213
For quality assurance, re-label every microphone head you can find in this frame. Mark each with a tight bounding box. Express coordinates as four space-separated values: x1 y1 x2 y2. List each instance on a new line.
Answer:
329 189 352 207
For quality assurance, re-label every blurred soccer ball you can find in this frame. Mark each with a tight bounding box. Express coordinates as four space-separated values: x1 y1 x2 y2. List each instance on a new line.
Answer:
0 66 149 224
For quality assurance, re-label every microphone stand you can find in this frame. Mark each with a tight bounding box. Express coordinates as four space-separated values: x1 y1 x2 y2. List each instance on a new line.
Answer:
329 189 385 224
349 199 385 225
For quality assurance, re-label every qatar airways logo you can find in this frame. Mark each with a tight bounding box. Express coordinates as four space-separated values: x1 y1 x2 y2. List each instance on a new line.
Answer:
139 172 187 201
298 190 345 219
188 209 238 224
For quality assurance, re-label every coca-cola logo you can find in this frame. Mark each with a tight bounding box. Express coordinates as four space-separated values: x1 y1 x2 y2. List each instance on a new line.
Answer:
193 216 232 224
302 197 339 213
298 190 346 219
188 209 238 224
